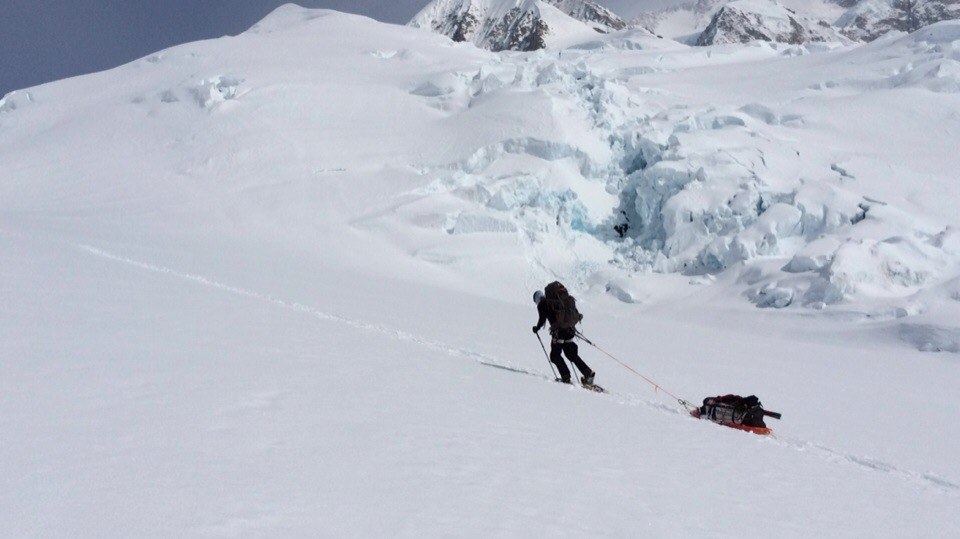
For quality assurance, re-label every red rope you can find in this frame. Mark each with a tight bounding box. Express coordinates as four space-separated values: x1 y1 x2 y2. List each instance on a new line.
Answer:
577 332 694 410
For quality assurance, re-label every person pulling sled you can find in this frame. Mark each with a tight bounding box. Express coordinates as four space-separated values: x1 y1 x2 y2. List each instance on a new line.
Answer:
532 281 596 386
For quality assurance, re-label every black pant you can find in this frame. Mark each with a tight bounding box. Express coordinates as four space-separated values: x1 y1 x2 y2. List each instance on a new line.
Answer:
551 340 592 381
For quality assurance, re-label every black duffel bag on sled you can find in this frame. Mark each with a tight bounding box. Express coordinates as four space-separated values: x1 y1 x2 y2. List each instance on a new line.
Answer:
691 394 781 435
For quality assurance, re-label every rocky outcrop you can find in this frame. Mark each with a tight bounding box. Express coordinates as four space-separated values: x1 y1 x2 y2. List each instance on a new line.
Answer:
409 0 626 51
545 0 626 31
835 0 960 41
487 7 550 51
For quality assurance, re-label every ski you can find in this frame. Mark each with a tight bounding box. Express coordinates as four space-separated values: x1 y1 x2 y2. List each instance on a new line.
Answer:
581 382 606 393
556 378 606 393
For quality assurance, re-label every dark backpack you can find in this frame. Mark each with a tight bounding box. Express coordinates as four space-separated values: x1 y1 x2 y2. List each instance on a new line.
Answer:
544 281 582 330
701 395 766 427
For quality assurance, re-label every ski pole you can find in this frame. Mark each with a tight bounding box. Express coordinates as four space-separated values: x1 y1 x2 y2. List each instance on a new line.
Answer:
535 332 559 380
568 359 582 387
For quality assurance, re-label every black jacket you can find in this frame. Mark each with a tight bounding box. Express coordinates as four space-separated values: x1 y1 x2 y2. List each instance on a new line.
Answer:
534 300 577 340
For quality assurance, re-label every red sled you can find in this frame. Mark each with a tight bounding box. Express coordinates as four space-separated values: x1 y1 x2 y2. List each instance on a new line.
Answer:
690 408 773 436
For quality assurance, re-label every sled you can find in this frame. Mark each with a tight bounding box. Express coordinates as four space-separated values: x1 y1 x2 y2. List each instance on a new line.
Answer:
690 408 773 436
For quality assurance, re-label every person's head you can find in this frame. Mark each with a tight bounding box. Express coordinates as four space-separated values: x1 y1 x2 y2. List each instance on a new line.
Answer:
533 290 544 304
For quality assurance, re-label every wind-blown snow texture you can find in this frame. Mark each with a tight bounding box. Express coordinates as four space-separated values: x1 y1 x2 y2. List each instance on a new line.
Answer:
2 5 960 536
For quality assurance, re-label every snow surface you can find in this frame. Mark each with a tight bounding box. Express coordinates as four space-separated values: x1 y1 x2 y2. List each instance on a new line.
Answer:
2 4 960 536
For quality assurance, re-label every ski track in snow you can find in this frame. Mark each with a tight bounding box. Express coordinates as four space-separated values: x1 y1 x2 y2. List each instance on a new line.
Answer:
76 243 960 496
771 436 960 494
76 244 527 375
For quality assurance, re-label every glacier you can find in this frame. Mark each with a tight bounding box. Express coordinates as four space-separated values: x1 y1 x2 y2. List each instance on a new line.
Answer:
2 5 960 536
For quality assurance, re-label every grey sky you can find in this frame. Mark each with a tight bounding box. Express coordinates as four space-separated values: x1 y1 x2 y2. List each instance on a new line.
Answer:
1 0 680 96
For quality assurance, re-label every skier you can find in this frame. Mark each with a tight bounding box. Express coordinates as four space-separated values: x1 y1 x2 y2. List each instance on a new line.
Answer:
532 281 596 385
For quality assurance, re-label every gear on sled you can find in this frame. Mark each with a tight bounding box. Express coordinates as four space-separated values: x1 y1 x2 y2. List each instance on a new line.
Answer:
690 394 781 435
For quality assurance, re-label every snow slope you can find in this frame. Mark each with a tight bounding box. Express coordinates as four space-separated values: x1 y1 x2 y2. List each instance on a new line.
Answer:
2 4 960 536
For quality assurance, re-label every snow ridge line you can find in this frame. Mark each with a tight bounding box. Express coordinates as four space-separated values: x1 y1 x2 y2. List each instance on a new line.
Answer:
74 244 662 411
771 436 960 493
74 244 529 373
76 244 960 494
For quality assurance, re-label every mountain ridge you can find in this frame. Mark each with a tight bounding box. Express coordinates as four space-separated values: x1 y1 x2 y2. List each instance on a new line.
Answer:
409 0 627 51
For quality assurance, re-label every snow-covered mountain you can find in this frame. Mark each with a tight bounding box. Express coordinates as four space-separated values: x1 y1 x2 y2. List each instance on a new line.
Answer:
3 4 960 535
549 0 627 29
696 0 847 44
634 0 959 43
622 0 849 47
835 0 960 41
633 0 724 41
409 0 626 51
